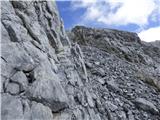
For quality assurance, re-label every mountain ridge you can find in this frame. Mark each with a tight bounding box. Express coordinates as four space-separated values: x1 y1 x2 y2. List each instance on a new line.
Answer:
1 1 160 120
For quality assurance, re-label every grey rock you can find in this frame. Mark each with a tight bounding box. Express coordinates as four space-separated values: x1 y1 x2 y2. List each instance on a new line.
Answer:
1 22 11 43
106 79 120 92
53 111 72 120
6 82 20 95
85 90 94 108
85 61 93 69
11 71 28 91
127 111 135 120
1 43 35 72
134 98 159 114
91 68 106 77
1 94 24 120
88 108 101 120
72 107 84 120
1 1 160 120
31 102 54 120
27 69 69 112
105 101 118 112
97 78 105 85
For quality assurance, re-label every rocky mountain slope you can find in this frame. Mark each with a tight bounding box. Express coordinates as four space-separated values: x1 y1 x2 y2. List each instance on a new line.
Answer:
1 1 160 120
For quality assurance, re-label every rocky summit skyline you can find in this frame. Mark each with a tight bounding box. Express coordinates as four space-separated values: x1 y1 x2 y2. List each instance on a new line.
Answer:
1 1 160 120
57 0 160 42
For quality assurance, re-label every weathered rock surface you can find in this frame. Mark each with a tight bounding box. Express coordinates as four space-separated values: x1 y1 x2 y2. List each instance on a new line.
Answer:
68 26 160 120
1 1 160 120
134 98 159 114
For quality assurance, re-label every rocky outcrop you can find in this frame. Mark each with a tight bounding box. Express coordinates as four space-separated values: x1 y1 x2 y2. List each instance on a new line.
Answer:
1 1 71 119
68 26 160 120
1 1 160 120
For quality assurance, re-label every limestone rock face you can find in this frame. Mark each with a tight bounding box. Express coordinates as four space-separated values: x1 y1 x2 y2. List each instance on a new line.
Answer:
1 1 70 119
1 1 160 120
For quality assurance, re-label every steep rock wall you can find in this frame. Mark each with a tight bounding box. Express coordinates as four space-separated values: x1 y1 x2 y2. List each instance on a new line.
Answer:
1 1 87 119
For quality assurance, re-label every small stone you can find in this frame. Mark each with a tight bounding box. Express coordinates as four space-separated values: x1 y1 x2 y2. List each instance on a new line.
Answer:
92 68 106 77
11 71 28 91
117 111 127 120
98 68 106 76
106 101 118 112
97 78 105 85
94 61 100 65
127 111 135 120
85 90 94 107
6 83 20 95
85 62 92 69
106 79 120 92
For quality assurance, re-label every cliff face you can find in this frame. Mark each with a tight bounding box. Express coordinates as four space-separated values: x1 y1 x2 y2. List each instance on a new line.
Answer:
1 1 72 119
1 1 160 120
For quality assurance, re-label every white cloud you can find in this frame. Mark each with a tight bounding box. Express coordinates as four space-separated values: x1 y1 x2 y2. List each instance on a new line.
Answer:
138 26 160 42
71 0 160 42
71 0 160 26
71 0 97 10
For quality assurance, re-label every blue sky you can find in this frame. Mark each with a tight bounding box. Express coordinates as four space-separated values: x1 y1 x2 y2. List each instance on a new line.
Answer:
56 0 160 42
